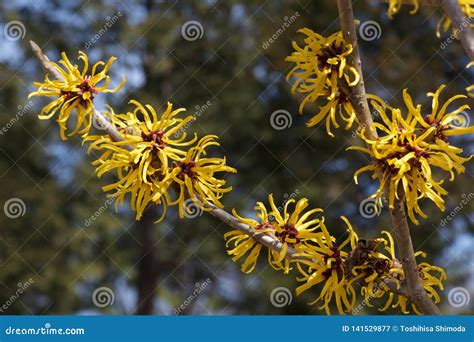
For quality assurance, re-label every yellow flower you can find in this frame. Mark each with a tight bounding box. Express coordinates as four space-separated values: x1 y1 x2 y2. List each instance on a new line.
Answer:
436 1 474 38
387 0 419 18
414 84 473 137
377 249 446 315
267 195 324 273
169 135 237 218
286 28 359 136
306 88 358 137
111 100 198 173
86 100 199 221
295 217 359 315
29 51 125 140
350 87 472 224
225 201 275 273
226 195 324 274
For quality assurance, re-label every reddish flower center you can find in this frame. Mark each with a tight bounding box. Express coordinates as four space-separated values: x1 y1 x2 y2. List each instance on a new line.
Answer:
424 115 448 141
77 77 98 97
142 129 167 150
321 246 344 279
173 161 197 180
275 224 300 244
60 77 98 105
317 42 346 70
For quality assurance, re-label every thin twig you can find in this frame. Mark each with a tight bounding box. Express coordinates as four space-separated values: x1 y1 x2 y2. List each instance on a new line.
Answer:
336 0 440 315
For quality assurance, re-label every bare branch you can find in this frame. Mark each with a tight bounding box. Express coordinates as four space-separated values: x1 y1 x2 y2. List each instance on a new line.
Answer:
336 0 440 314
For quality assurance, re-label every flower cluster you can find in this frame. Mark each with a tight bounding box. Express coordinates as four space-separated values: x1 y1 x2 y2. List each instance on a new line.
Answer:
226 195 323 274
350 85 473 224
86 101 236 221
286 28 359 137
29 51 125 140
225 195 446 314
31 51 236 222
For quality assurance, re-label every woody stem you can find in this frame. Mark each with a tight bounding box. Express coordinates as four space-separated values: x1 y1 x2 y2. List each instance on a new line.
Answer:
336 0 440 314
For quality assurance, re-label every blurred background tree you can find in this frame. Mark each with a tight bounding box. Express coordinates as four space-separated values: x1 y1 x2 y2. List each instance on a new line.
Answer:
0 0 472 315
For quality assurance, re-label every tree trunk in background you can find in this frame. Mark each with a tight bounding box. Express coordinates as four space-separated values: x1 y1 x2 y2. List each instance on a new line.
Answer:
134 0 168 316
135 208 159 314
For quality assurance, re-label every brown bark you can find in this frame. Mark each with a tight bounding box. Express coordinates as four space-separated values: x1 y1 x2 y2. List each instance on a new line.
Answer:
336 0 441 315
